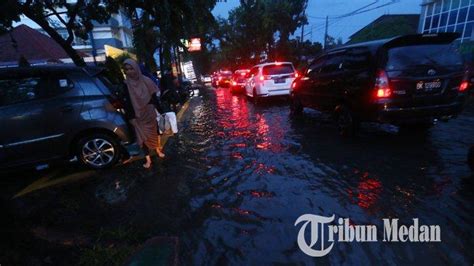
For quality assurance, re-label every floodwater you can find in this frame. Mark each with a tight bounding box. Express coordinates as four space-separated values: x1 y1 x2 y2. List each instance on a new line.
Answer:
1 86 472 265
171 87 474 265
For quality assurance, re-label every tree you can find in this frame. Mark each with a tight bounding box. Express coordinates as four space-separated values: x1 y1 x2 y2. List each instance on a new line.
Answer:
119 0 217 73
212 0 309 70
262 0 308 60
0 0 120 66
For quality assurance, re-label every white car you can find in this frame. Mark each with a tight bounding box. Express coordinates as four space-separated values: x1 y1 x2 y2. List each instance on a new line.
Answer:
202 75 212 84
245 62 297 102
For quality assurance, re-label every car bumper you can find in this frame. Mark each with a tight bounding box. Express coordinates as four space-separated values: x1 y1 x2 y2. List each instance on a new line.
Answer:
375 101 465 124
257 88 291 97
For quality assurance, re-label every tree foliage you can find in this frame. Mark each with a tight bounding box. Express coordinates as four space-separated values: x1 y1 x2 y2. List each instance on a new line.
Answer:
0 0 119 66
212 0 310 71
118 0 217 73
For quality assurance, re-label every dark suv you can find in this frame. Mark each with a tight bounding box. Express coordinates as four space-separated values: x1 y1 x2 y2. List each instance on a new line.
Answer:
290 33 471 135
0 66 133 170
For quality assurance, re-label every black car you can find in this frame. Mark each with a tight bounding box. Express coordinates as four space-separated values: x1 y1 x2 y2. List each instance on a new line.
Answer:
0 66 134 170
290 33 471 135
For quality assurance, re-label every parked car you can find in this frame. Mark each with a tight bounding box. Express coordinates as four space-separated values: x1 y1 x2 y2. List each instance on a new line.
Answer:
0 66 134 170
245 62 297 103
230 69 250 93
290 33 471 135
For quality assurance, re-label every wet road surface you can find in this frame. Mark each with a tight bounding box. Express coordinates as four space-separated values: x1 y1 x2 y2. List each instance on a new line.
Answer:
1 86 473 265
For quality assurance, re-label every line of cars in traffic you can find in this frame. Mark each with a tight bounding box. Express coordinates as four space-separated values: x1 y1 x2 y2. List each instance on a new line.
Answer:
208 33 473 171
211 33 472 137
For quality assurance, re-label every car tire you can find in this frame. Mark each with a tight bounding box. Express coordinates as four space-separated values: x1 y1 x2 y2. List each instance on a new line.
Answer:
290 92 303 115
468 146 474 172
335 105 358 137
77 133 121 169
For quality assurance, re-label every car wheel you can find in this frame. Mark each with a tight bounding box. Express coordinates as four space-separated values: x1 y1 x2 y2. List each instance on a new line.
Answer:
253 88 259 105
290 92 303 115
77 133 121 169
468 146 474 172
336 105 358 137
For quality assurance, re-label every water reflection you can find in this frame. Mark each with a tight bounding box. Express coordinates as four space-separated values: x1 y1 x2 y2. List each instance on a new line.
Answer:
138 87 474 265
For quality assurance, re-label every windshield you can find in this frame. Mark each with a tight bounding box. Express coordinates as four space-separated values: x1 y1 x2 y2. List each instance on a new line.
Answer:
262 64 294 75
386 44 463 70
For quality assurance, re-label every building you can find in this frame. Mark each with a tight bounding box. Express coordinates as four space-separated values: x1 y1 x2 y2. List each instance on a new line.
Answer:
348 14 420 44
419 0 474 42
14 9 133 62
0 25 81 67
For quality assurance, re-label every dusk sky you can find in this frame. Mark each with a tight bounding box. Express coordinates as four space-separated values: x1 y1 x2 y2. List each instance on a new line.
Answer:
212 0 422 44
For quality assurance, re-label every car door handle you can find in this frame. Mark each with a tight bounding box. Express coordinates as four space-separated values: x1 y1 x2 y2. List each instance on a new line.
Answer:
60 105 74 113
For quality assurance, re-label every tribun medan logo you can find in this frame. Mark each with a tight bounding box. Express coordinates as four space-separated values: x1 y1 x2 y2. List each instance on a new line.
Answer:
295 214 441 257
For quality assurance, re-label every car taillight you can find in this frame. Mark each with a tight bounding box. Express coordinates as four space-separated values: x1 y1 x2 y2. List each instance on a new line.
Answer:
375 70 391 98
459 81 469 92
292 81 297 89
295 72 299 78
232 81 237 86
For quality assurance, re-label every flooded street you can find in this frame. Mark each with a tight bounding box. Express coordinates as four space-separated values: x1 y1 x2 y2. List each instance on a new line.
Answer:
175 87 474 265
1 86 473 265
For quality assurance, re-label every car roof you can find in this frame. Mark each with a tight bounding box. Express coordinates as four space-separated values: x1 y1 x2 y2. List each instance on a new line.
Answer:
325 33 460 55
0 65 103 76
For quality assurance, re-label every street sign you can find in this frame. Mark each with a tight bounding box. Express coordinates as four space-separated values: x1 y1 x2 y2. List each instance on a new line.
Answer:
188 38 201 52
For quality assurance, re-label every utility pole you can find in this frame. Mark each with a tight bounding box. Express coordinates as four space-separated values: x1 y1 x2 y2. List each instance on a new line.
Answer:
324 15 329 50
300 9 306 43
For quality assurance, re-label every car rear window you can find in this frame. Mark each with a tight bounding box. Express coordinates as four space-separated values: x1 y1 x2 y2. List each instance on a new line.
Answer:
262 64 294 75
386 44 463 70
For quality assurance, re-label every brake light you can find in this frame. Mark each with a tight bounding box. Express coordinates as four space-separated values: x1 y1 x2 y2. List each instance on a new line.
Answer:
218 76 222 81
375 70 391 98
295 72 299 78
232 81 237 86
259 75 264 81
459 81 469 92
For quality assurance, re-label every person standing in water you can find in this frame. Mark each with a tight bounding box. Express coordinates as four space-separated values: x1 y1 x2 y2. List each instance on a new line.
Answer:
122 59 165 168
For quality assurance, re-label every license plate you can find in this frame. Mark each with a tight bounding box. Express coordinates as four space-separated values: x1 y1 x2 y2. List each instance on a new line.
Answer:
416 80 442 91
275 78 286 84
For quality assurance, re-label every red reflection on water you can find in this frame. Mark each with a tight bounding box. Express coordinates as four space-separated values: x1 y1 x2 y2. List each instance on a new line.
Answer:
231 152 244 160
348 172 383 211
215 88 252 139
255 162 276 174
250 190 274 198
357 178 382 209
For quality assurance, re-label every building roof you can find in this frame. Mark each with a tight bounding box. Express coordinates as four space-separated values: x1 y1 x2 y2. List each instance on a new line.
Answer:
0 24 78 66
348 14 420 44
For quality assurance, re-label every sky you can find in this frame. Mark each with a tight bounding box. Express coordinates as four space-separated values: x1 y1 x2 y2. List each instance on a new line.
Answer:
212 0 422 44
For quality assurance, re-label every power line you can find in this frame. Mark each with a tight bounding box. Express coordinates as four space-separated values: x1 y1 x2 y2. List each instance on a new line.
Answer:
306 0 400 20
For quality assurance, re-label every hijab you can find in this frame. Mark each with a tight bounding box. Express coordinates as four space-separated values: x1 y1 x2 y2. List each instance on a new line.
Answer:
123 59 158 118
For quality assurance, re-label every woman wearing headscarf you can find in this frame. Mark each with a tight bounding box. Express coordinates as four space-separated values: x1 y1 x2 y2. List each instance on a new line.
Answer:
122 59 165 168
